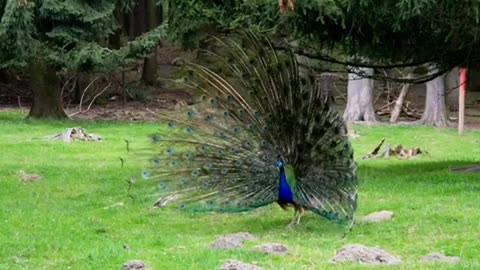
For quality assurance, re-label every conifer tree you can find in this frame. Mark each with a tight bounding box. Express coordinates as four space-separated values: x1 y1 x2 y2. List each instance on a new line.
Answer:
168 0 480 71
0 0 166 119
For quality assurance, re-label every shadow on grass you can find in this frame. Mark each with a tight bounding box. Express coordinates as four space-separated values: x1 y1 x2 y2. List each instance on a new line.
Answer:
359 160 480 177
0 110 156 128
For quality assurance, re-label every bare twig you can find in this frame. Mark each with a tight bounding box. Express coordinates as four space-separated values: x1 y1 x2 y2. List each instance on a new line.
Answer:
145 108 161 116
123 87 135 100
64 80 77 110
86 82 111 111
110 73 135 100
77 77 101 113
17 96 26 115
60 73 77 98
68 80 110 117
376 100 396 112
122 71 127 104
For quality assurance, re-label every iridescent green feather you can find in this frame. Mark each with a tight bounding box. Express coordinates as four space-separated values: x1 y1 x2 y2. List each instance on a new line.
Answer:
284 165 297 190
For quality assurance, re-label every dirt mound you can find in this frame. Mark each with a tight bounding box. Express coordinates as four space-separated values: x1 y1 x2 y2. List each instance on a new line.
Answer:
331 244 401 265
210 232 257 249
362 210 394 223
121 260 146 270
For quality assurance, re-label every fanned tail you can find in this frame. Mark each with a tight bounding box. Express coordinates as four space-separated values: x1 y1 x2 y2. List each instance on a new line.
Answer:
138 31 357 224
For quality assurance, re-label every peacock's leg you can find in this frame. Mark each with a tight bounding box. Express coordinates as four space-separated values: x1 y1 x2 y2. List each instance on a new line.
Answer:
287 207 298 228
295 206 305 225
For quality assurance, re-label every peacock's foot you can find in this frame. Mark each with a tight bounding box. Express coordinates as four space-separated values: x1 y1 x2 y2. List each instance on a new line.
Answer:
287 220 297 229
287 208 305 228
295 214 302 225
287 216 300 228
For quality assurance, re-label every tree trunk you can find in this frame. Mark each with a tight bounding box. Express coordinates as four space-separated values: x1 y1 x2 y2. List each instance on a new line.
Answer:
141 0 160 85
142 53 157 85
415 74 447 127
109 6 125 50
344 67 376 122
127 10 135 40
134 0 147 36
28 61 68 119
126 0 147 40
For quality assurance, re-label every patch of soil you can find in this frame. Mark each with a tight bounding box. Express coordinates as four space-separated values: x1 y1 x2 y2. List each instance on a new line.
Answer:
451 164 480 173
210 232 257 249
149 89 194 108
68 104 157 121
68 89 194 121
253 243 289 256
220 260 263 270
19 170 42 183
361 210 394 223
121 260 146 270
0 78 32 106
0 87 195 122
421 253 460 263
331 244 401 265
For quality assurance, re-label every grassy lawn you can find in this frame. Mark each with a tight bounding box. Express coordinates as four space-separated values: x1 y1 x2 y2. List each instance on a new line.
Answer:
1 109 480 269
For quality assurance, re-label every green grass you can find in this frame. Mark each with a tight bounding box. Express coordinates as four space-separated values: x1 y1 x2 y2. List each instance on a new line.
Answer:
1 109 480 269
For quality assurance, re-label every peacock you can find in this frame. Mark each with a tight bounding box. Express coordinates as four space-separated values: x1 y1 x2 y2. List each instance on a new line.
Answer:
139 31 358 227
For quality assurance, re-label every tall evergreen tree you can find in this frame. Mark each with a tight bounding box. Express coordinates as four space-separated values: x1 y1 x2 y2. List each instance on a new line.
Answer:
0 0 166 119
167 0 480 74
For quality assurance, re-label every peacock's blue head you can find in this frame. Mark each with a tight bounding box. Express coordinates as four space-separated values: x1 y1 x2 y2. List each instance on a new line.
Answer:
276 159 283 169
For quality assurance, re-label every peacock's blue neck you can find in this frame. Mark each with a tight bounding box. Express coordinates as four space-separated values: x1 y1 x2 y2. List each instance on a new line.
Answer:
278 168 294 203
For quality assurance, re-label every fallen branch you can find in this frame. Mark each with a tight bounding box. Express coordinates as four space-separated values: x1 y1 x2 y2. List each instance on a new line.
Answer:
376 101 396 112
382 143 391 159
362 139 427 159
362 138 385 159
153 194 179 208
390 77 411 123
